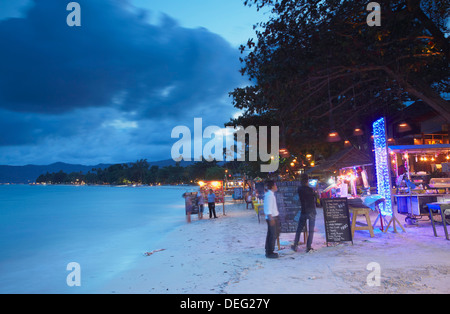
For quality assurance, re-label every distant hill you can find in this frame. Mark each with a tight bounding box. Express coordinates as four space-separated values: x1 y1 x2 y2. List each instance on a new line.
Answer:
0 159 195 184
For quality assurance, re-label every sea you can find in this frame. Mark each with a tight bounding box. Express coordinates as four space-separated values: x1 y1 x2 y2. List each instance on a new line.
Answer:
0 184 192 294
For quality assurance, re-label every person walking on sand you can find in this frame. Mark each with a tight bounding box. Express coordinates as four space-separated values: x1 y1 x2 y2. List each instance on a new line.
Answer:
292 174 317 253
264 180 280 259
207 189 217 219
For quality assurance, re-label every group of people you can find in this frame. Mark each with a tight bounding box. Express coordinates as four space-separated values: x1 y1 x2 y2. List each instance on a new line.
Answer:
264 174 317 259
186 175 316 259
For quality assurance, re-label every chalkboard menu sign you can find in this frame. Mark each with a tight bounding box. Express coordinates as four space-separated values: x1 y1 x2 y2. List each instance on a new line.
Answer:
234 187 243 200
276 181 302 233
322 198 353 245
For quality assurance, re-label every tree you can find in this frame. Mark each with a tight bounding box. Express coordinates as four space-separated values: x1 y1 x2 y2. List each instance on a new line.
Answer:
205 166 226 180
232 0 449 156
130 159 149 183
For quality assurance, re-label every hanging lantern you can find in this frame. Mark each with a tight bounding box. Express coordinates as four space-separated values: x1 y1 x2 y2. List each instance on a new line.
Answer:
353 128 364 136
397 122 412 133
279 146 289 158
327 131 341 142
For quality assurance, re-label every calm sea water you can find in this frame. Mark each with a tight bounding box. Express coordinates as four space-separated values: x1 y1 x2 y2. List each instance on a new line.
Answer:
0 185 190 294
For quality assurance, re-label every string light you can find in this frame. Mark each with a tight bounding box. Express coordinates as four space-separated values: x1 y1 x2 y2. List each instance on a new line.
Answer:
373 117 393 215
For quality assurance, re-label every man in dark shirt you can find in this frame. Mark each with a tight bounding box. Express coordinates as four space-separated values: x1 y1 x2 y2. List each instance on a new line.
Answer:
292 174 317 253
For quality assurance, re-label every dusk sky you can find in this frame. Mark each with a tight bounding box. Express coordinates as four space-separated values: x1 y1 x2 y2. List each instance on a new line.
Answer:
0 0 270 166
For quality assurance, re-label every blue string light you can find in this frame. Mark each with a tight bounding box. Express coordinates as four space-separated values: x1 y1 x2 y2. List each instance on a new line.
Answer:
373 117 393 215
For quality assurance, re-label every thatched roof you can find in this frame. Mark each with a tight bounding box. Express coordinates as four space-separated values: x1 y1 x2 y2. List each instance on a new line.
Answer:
308 147 373 173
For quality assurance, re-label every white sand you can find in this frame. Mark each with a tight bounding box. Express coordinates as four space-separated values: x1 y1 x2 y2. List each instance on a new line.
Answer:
98 199 450 294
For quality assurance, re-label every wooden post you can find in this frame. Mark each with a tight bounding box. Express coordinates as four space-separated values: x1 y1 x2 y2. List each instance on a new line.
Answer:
383 212 406 233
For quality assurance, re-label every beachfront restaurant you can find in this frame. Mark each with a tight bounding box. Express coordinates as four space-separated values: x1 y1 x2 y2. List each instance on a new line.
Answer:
389 144 450 224
308 147 375 199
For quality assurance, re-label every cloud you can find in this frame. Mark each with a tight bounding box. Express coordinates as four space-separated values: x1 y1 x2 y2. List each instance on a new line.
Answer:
0 0 243 117
0 0 246 164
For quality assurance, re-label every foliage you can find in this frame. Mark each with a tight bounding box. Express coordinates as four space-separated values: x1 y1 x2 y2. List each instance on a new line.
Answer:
230 0 449 162
35 159 235 185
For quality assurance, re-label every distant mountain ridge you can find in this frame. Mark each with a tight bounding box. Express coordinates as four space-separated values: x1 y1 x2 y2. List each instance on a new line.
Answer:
0 159 193 183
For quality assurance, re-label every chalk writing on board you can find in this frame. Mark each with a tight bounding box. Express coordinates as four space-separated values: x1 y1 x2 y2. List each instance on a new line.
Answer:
322 198 353 245
276 181 302 233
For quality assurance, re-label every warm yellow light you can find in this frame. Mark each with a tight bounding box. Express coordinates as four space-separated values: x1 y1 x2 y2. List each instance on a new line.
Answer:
310 161 315 167
306 154 312 159
353 128 364 136
290 162 295 167
211 181 221 188
198 181 205 187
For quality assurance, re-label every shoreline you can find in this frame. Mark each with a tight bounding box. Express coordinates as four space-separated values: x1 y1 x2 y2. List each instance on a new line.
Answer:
97 199 450 294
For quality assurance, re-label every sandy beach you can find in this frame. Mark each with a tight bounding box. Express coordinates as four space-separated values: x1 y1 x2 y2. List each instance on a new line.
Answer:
98 198 450 294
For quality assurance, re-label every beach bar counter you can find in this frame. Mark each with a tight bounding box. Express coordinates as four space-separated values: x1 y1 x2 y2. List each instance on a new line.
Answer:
388 144 450 222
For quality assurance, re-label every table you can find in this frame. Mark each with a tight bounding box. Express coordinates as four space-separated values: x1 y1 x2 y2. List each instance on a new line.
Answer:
253 201 263 223
427 202 450 240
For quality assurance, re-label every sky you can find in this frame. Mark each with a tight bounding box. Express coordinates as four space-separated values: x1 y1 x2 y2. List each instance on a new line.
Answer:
0 0 270 166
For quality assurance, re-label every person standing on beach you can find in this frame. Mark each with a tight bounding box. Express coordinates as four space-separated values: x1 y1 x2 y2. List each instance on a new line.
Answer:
292 174 317 253
264 180 280 259
198 192 204 219
207 189 217 219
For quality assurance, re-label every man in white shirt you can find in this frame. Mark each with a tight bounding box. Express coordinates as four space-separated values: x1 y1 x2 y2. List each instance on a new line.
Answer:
264 180 280 258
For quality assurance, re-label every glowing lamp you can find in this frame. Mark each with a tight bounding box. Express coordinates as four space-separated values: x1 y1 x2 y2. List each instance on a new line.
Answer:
397 122 412 133
211 181 221 188
279 147 289 157
327 131 341 142
353 128 364 136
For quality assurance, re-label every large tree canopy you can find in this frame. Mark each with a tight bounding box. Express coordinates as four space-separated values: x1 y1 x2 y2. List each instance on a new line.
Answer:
230 0 449 157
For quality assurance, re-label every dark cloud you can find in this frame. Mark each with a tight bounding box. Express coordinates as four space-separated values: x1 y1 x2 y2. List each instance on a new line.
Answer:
0 0 243 117
0 0 246 164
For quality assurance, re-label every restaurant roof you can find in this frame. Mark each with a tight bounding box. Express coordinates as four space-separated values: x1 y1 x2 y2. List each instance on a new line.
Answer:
388 144 450 154
308 147 373 173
